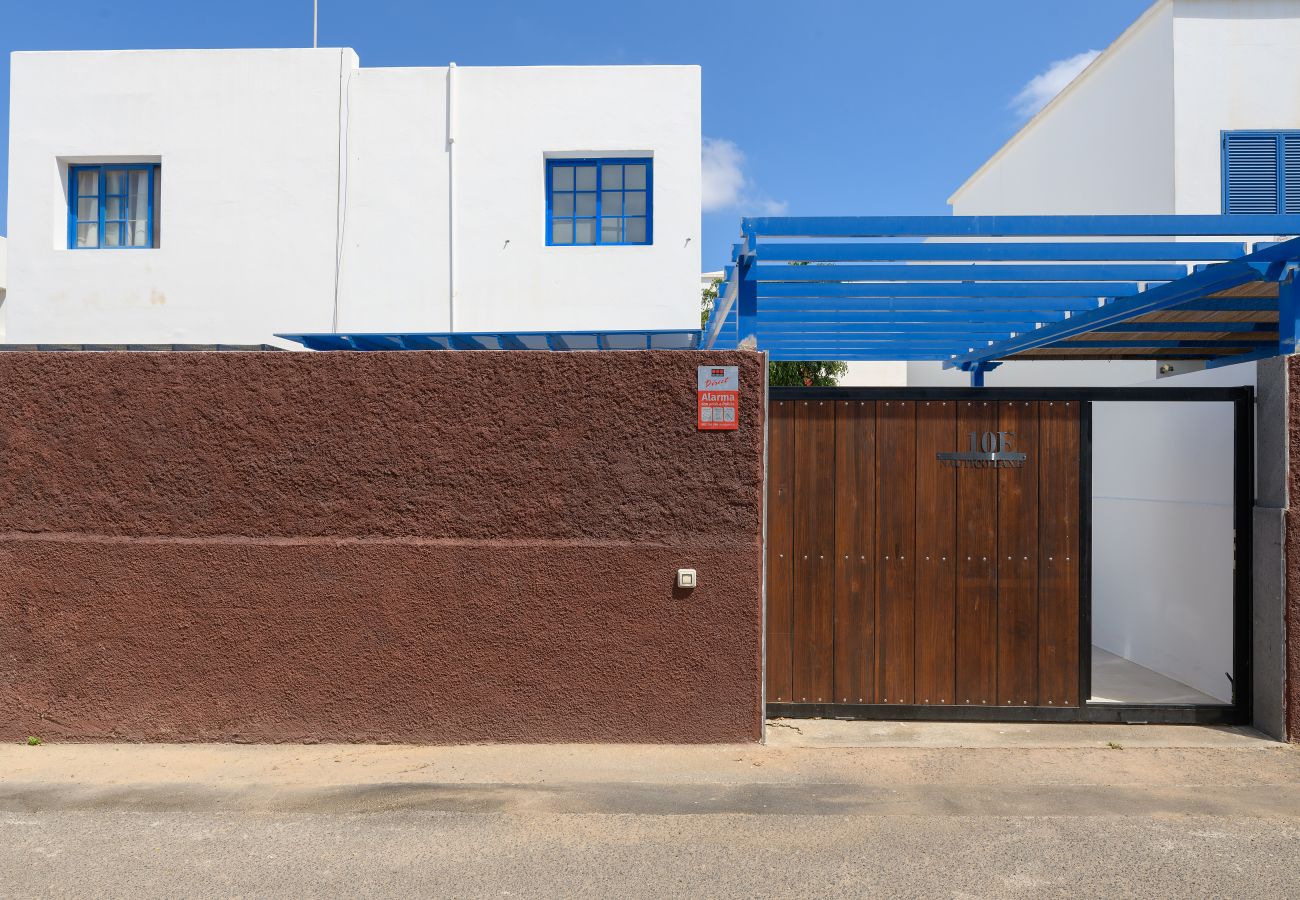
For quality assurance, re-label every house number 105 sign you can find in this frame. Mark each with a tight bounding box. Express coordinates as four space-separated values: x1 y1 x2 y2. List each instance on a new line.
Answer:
936 431 1028 468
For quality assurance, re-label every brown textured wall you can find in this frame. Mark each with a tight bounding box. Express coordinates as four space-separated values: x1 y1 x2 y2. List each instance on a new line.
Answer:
1287 358 1300 741
0 351 765 743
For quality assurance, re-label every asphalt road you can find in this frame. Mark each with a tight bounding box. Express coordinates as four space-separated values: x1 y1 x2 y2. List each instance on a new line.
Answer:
3 807 1299 898
1 725 1297 898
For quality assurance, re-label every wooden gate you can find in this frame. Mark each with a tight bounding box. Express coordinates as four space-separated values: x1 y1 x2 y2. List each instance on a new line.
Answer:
766 394 1082 714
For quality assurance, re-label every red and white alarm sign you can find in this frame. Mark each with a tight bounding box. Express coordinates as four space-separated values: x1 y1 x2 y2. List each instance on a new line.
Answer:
697 365 739 431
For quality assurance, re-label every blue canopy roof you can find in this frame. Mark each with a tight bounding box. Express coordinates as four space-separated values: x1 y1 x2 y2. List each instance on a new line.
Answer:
704 215 1300 380
278 330 701 352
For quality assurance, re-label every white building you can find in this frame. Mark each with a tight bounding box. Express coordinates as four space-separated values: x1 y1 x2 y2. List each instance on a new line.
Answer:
901 0 1300 387
4 50 702 345
0 235 7 334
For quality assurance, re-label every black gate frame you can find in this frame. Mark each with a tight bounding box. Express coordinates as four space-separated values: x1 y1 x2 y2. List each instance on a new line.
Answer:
764 385 1254 726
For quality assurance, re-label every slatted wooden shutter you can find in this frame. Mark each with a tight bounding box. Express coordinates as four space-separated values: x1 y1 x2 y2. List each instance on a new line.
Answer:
1224 133 1281 214
1285 135 1300 215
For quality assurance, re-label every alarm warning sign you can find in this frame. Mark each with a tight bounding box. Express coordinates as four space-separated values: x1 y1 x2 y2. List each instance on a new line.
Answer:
697 365 739 431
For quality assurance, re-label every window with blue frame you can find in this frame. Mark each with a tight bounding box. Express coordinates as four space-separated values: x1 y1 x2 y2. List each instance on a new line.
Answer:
1222 131 1300 215
547 158 651 246
68 164 159 249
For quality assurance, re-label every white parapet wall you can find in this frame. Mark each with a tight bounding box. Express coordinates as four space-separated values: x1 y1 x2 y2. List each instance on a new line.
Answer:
5 50 701 345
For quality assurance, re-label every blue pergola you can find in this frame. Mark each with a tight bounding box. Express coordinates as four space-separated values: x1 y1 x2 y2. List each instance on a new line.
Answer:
704 215 1300 384
278 329 701 352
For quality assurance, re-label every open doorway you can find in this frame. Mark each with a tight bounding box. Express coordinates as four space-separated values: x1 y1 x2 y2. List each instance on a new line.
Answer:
1089 399 1239 707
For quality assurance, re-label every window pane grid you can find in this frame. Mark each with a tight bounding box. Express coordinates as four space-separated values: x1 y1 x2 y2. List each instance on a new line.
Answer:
548 158 651 246
69 164 155 249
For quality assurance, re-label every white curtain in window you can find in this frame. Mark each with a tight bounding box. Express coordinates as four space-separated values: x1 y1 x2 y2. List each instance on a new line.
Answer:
128 170 150 247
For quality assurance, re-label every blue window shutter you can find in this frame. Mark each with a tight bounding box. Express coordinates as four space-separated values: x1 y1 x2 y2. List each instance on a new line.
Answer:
1223 133 1280 214
1285 134 1300 215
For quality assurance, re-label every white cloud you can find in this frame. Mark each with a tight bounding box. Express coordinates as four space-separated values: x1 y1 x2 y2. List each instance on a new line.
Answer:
702 137 788 215
1011 49 1100 118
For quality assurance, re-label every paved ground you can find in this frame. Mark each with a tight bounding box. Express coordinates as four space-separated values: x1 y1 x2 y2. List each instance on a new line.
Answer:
1 722 1297 898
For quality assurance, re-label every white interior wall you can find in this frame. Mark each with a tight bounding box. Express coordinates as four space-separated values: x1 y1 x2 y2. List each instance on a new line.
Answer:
905 359 1156 386
1091 399 1235 702
838 361 908 386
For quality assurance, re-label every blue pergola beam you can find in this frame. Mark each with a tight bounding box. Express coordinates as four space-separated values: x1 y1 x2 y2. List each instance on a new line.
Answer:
743 214 1300 238
1205 346 1289 369
1277 277 1299 357
1175 299 1277 311
276 330 702 352
279 334 353 351
943 260 1264 369
448 334 491 350
758 336 997 346
1055 339 1273 349
758 301 1100 316
704 269 741 350
757 302 1083 316
758 304 1073 318
399 335 452 350
349 335 404 351
759 316 1060 330
752 264 1188 282
759 321 1040 334
758 282 1141 299
755 242 1248 263
766 351 968 361
498 334 531 350
1093 321 1277 333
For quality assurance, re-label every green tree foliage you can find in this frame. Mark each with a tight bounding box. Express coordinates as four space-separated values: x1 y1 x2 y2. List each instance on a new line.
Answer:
767 360 850 387
700 276 848 387
700 277 721 327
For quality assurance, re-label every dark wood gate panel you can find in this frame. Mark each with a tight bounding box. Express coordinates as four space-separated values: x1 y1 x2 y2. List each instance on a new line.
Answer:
766 396 1081 712
834 400 874 703
1038 400 1081 707
914 401 956 705
955 401 998 705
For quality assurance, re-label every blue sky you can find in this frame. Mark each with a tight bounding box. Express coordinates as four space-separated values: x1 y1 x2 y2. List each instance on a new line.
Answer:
0 0 1151 266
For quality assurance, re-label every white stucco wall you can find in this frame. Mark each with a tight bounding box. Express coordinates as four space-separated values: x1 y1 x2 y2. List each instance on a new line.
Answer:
336 67 450 333
7 49 351 345
1172 0 1300 213
5 51 701 344
950 1 1176 217
0 235 7 340
453 66 700 332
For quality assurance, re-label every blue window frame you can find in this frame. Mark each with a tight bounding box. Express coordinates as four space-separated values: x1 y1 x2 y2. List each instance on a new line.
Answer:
68 163 158 249
546 157 652 246
1222 131 1300 215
